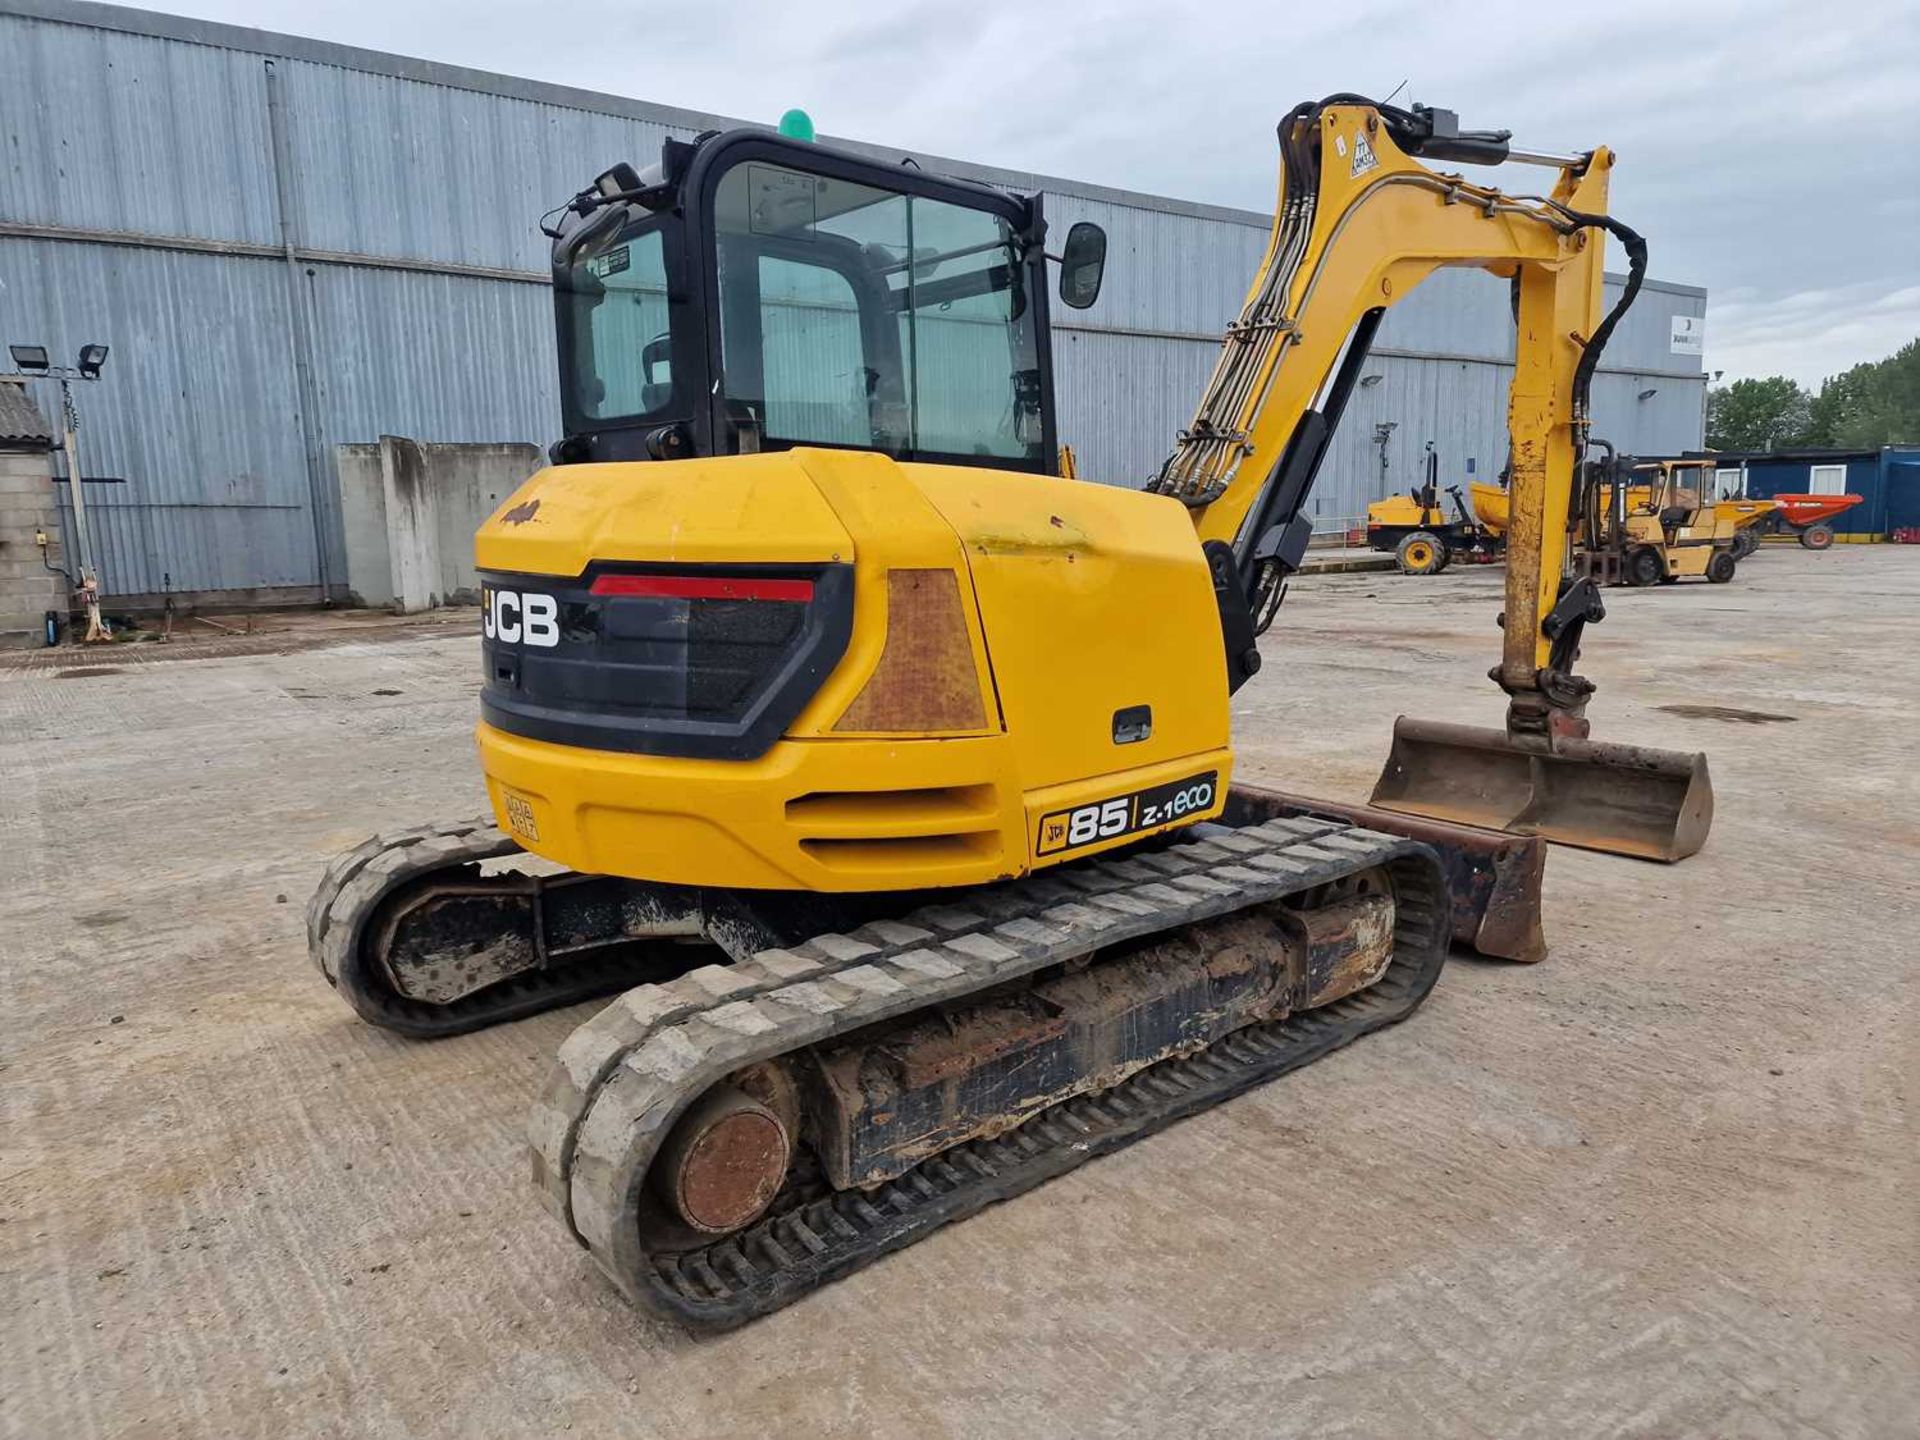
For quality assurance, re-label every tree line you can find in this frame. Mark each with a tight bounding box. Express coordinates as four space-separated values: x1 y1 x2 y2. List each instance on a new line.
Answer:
1705 338 1919 452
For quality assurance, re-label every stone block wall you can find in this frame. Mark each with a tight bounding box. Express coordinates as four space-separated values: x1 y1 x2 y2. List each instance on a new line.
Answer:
0 449 65 648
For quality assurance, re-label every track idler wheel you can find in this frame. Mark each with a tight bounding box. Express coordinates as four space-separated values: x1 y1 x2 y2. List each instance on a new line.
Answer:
652 1082 797 1236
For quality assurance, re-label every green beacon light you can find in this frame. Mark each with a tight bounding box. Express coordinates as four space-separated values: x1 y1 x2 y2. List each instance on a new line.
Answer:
777 108 815 143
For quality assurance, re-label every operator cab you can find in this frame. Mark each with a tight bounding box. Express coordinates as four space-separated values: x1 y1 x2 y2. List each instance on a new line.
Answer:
546 128 1106 474
1638 460 1711 533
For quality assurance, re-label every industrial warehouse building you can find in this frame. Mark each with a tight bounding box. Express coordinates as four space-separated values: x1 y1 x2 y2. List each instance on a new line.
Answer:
0 0 1710 608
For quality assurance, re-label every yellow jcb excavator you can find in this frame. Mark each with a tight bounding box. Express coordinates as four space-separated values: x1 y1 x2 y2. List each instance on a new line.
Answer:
309 96 1713 1327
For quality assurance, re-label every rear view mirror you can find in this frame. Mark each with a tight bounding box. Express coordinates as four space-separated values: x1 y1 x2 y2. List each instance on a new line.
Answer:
642 333 672 386
1057 221 1107 310
641 332 672 412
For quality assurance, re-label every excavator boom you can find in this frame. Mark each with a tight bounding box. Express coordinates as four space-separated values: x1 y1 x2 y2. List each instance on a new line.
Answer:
1154 97 1712 861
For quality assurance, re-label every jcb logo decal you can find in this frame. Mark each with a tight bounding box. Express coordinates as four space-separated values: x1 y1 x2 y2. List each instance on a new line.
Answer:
482 586 559 647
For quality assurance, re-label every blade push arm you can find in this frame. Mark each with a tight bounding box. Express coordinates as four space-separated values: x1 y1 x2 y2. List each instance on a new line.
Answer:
1152 97 1641 736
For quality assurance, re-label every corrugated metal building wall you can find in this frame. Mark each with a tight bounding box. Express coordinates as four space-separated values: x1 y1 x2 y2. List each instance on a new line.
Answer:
0 0 1708 601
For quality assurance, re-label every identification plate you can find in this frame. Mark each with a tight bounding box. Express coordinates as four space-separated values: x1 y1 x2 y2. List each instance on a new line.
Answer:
501 790 540 843
1035 771 1218 857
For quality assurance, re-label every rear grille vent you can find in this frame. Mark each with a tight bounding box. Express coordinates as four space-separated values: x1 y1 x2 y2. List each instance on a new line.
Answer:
787 785 1005 876
785 785 1000 834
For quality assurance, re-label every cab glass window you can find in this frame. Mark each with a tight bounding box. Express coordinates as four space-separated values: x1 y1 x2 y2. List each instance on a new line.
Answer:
712 160 1043 466
559 220 671 423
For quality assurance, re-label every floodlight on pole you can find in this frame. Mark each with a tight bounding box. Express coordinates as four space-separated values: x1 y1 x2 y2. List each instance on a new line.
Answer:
4 337 116 641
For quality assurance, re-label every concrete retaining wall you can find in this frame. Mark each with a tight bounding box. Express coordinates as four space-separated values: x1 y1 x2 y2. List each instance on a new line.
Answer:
336 438 541 611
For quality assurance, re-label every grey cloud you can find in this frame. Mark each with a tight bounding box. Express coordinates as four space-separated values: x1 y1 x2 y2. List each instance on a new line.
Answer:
156 0 1919 383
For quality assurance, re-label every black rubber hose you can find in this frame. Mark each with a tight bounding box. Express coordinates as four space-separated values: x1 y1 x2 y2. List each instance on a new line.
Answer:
1581 436 1617 538
1297 93 1642 424
1554 209 1649 424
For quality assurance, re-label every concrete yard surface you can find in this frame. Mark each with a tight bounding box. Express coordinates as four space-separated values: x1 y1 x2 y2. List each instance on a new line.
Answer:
2 548 1915 1439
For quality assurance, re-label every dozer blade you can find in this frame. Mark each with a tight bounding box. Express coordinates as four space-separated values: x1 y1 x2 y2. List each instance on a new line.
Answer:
1369 716 1712 863
1222 784 1548 962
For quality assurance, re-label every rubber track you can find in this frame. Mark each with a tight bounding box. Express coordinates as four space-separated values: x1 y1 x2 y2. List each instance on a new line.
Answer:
305 817 654 1038
532 815 1448 1329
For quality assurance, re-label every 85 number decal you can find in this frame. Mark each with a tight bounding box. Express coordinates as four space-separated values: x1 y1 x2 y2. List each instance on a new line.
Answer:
1036 772 1218 857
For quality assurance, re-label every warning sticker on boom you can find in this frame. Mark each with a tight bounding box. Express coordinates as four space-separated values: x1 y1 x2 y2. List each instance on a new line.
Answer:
1351 130 1379 178
1035 772 1219 857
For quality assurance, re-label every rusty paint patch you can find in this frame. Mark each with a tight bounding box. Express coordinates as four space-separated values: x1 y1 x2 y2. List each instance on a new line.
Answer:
1295 890 1396 1006
655 1087 793 1234
499 498 541 525
964 509 1089 555
1656 704 1797 725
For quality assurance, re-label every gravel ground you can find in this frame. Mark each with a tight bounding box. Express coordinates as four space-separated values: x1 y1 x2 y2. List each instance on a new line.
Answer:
3 546 1914 1439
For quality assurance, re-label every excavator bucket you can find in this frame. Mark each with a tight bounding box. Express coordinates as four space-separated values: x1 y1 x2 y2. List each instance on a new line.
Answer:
1369 716 1713 863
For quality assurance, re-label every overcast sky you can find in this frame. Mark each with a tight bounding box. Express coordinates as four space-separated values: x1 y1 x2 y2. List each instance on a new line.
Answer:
160 0 1920 387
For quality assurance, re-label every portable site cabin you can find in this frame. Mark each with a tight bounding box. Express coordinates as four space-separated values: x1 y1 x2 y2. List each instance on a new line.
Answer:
1686 446 1920 541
